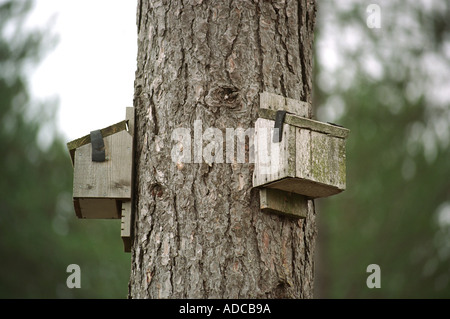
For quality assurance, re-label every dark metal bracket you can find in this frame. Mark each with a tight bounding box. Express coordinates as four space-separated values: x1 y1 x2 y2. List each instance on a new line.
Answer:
90 130 106 162
273 110 287 143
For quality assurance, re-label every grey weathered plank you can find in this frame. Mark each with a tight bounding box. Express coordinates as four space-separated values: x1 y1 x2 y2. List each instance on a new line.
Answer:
260 188 308 219
263 177 343 198
253 118 294 187
72 129 133 199
258 108 349 139
295 127 311 180
260 92 309 117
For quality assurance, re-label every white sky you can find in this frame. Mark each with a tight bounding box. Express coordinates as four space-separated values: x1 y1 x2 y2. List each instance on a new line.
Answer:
27 0 137 142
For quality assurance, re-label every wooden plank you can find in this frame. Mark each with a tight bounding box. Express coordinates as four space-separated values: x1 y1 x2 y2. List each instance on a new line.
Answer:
121 201 132 252
335 136 346 190
253 118 289 187
73 198 82 219
264 177 343 198
310 131 330 186
286 122 296 177
260 188 308 219
310 131 346 190
286 96 310 117
295 127 311 180
75 198 121 219
260 92 309 117
287 114 349 139
258 108 349 139
73 129 133 199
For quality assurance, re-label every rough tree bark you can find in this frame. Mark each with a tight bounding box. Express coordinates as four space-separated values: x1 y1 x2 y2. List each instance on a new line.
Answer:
129 0 317 298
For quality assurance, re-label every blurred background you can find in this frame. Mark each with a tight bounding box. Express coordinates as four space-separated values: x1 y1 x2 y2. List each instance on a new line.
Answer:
314 1 450 298
0 0 449 298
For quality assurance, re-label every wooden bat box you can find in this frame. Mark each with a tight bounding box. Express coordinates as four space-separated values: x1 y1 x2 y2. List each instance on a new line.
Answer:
253 93 349 199
67 107 134 252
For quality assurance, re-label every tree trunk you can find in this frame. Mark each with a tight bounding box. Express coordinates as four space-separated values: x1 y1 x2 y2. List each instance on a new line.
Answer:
129 0 317 299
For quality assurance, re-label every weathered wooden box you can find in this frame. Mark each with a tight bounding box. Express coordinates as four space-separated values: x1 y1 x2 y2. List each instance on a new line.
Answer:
253 95 349 199
67 108 134 219
67 107 134 252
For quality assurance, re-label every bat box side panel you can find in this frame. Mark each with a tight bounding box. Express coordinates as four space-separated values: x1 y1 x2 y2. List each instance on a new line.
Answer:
310 131 346 192
72 130 133 199
253 118 295 188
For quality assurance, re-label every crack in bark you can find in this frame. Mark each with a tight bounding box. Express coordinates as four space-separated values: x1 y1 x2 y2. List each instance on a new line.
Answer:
290 223 297 294
137 0 143 33
163 0 171 37
131 0 317 299
173 193 181 254
225 1 242 87
250 193 264 294
280 73 287 98
204 5 212 104
172 1 185 119
272 3 288 97
284 2 295 74
298 0 309 104
169 259 174 297
255 3 265 93
149 97 159 135
220 169 233 296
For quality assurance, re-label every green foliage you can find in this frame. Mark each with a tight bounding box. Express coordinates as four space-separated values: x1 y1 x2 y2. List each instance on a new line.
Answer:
314 1 450 298
0 0 130 298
